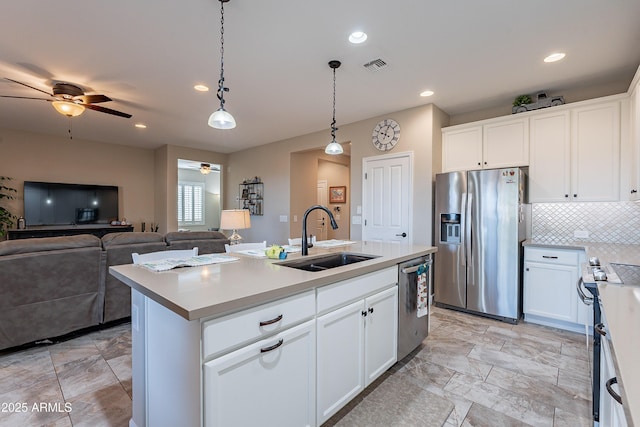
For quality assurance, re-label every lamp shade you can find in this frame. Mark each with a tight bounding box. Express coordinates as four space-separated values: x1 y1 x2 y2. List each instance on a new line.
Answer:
325 140 343 155
52 101 85 117
220 209 251 230
208 108 236 129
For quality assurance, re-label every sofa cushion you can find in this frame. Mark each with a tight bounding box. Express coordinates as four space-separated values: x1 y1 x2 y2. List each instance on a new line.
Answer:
164 231 228 242
0 234 101 256
101 231 164 248
164 231 229 254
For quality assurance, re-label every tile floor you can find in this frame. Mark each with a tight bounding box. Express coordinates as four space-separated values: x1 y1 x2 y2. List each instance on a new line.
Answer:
0 307 593 426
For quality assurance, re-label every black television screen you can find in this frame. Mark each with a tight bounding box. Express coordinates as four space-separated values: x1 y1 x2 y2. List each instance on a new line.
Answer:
24 181 118 226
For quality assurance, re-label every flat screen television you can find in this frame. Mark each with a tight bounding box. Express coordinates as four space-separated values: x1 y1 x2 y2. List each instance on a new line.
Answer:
24 181 119 226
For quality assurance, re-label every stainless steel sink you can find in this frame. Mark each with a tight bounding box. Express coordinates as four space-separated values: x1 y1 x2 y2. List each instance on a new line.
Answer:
277 252 379 272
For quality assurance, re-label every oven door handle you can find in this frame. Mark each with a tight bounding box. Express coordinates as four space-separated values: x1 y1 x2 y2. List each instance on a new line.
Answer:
576 278 594 305
606 377 623 405
595 323 607 337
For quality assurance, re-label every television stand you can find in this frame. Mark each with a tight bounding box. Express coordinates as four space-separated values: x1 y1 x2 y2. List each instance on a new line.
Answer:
7 224 134 240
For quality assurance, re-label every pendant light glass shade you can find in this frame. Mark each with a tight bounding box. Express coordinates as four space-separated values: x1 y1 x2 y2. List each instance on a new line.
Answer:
208 108 236 129
52 101 85 117
325 140 343 155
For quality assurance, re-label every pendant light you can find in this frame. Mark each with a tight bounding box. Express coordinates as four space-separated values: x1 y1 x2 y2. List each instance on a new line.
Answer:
208 0 236 129
325 60 343 155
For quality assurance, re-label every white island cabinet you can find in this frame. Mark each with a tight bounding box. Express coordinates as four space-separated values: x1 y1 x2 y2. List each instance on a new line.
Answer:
110 241 437 427
316 267 398 425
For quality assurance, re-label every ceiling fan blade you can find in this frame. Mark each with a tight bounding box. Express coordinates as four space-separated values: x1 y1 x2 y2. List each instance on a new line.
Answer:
83 103 132 118
77 94 112 104
4 78 53 97
0 95 51 101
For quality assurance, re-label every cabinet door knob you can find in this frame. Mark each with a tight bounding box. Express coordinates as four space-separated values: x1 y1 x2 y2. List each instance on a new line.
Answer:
573 194 577 198
632 189 638 194
477 162 481 166
368 307 374 314
525 267 529 271
484 161 487 165
564 194 569 198
361 310 367 317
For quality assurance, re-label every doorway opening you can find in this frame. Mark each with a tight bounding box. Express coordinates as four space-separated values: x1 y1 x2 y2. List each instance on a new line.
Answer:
177 159 222 231
289 148 350 241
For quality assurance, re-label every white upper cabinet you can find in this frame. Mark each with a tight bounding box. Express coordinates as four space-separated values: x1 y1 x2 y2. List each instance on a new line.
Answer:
442 117 529 172
442 126 483 172
529 110 571 202
629 79 640 200
530 99 621 202
483 118 530 169
570 101 620 202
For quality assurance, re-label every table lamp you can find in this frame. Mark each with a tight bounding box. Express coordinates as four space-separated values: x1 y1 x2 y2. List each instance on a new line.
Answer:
220 209 251 244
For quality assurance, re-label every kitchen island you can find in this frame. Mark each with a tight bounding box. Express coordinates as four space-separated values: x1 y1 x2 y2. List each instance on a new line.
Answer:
110 241 436 427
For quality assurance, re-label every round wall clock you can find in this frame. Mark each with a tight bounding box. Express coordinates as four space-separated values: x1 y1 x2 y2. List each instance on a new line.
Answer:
372 119 400 151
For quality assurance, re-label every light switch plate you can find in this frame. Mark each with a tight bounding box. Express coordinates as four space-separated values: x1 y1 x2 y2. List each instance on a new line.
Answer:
352 216 362 225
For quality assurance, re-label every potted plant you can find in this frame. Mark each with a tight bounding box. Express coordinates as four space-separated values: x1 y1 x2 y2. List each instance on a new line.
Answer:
0 176 17 238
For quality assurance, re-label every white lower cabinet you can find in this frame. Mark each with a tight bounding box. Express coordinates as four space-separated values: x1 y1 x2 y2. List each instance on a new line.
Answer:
204 320 316 427
316 285 398 425
523 246 589 333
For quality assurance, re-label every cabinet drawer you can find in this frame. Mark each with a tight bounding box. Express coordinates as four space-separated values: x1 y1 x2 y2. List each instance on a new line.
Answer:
524 247 580 265
316 267 397 315
202 289 315 359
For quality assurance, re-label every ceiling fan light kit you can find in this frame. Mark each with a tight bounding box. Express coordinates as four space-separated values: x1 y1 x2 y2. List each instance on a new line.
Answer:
209 0 236 130
325 60 343 155
51 100 85 117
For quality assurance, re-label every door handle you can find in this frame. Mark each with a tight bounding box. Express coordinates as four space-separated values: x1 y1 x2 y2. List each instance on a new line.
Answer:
606 377 623 405
395 232 407 237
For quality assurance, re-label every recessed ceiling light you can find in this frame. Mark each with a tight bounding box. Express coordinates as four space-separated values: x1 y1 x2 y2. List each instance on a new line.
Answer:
194 84 209 92
348 31 367 44
544 52 566 63
135 123 147 129
420 90 434 97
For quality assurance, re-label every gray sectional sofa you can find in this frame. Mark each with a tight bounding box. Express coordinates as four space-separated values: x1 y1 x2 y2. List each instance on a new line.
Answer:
0 231 229 351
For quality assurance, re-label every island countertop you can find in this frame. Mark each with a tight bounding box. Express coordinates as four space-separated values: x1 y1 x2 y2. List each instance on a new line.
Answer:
110 241 437 322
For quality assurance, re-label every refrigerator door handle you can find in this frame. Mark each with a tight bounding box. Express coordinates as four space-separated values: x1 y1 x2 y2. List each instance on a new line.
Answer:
460 192 467 267
465 193 473 265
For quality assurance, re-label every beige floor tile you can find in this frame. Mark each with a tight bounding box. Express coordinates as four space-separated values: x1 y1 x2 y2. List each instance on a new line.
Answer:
66 382 132 427
468 346 559 385
462 403 532 427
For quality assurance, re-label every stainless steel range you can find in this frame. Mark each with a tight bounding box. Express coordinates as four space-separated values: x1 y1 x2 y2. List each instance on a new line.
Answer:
578 257 640 423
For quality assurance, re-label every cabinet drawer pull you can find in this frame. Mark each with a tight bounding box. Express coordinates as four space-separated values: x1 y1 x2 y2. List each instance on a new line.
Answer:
606 377 623 405
595 323 607 337
260 339 284 353
541 255 558 259
259 314 283 327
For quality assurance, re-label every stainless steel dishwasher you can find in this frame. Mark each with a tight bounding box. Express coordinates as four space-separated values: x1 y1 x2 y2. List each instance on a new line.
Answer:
397 254 433 360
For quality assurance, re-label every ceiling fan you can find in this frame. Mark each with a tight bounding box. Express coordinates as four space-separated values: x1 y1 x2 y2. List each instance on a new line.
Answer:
0 78 132 118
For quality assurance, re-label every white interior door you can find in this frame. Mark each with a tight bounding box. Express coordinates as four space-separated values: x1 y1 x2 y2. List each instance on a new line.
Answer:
362 152 412 243
316 180 328 240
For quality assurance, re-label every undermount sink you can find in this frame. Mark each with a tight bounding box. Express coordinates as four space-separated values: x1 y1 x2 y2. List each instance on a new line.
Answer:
277 252 379 272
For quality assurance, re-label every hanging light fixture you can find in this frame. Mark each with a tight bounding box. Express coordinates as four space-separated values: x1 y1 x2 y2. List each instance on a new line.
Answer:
200 163 212 175
51 100 85 117
325 60 343 155
208 0 236 129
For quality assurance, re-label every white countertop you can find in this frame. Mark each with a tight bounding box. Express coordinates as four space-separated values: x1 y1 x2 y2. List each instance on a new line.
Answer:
524 239 640 426
110 241 436 321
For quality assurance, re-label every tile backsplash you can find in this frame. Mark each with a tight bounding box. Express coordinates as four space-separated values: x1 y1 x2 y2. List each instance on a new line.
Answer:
531 201 640 245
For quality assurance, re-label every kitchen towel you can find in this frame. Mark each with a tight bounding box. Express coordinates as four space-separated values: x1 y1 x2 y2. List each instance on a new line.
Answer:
417 263 429 318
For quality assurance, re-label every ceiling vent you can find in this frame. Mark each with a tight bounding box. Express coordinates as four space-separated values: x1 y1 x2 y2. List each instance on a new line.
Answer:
363 58 388 73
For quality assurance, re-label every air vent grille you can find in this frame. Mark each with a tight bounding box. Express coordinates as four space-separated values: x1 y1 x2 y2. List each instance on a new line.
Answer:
363 58 388 72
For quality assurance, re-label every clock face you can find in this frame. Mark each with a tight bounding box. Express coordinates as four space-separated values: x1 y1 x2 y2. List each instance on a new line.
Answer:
372 119 400 151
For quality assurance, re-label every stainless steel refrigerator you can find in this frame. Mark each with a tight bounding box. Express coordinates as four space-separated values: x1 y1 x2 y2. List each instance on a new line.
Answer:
434 168 527 323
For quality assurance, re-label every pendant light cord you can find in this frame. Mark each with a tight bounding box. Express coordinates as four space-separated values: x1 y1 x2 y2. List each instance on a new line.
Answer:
217 0 228 107
330 66 337 141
